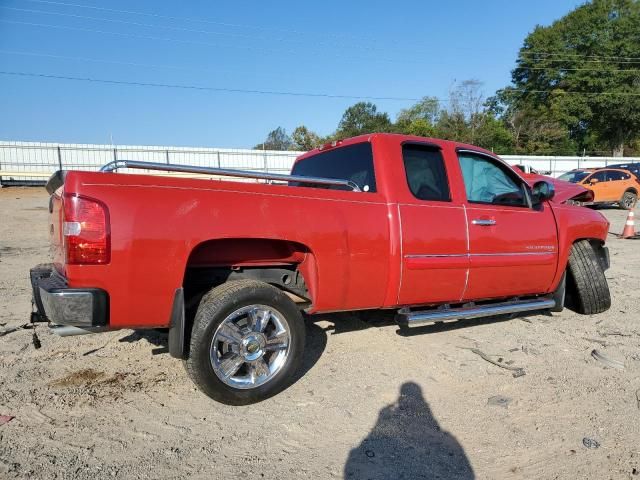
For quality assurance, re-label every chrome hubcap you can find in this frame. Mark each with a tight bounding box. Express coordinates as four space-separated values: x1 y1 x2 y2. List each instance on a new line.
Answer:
240 333 266 361
210 305 291 389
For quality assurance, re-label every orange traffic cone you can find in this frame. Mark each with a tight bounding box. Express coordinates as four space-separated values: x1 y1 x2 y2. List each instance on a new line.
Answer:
621 210 636 238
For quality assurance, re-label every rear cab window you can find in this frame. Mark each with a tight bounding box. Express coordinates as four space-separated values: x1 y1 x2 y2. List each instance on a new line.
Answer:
402 144 451 201
458 151 528 208
290 142 376 192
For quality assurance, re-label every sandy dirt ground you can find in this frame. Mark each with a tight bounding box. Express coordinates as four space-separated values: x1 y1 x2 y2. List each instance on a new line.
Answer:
1 187 639 480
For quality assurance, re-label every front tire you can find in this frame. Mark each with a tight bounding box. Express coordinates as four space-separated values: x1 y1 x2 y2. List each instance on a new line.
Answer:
565 240 611 315
185 280 305 405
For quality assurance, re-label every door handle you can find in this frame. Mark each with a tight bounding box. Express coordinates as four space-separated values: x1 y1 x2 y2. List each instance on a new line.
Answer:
472 219 496 226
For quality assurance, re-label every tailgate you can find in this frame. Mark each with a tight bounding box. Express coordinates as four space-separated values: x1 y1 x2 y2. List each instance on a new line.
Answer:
46 172 66 271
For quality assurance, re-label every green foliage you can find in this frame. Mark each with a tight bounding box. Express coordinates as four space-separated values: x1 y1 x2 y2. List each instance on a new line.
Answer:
402 118 438 138
254 127 292 151
291 125 321 151
335 102 394 139
396 96 440 125
394 96 440 138
473 115 515 153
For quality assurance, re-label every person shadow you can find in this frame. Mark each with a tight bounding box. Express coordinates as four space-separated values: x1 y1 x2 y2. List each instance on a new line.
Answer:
344 382 474 479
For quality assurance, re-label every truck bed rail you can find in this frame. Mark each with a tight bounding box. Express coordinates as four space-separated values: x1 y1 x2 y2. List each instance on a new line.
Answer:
99 160 362 192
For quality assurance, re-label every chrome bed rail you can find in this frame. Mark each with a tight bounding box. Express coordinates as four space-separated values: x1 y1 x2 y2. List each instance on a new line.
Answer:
99 160 362 192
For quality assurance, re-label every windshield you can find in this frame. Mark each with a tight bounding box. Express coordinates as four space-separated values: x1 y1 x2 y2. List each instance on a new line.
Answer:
558 171 590 183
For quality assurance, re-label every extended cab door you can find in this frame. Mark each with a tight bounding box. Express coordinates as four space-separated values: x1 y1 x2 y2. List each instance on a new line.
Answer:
397 143 469 305
457 150 558 300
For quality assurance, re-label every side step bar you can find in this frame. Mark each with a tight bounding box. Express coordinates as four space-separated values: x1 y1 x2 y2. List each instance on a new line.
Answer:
396 298 556 327
49 325 110 337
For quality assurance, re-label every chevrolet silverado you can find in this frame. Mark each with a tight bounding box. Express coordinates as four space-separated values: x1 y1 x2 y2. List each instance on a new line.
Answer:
30 134 611 404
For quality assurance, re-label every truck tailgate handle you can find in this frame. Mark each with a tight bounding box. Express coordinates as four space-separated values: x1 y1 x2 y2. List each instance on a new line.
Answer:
472 219 496 226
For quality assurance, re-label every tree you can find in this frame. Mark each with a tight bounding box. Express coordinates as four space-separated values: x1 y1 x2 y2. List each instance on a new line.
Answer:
488 87 574 154
435 110 469 142
335 102 394 139
396 96 440 125
472 114 515 153
395 96 440 138
447 80 488 145
401 118 438 138
254 127 292 151
510 0 640 156
392 83 515 151
291 125 321 151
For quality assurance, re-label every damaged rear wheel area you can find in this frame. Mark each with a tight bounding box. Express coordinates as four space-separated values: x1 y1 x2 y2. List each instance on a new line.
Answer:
564 240 611 315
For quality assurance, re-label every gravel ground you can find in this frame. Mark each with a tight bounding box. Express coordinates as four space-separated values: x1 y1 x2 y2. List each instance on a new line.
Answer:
1 187 639 479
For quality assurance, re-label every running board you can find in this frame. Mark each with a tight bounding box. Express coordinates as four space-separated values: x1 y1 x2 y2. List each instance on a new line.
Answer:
49 325 110 337
396 298 556 327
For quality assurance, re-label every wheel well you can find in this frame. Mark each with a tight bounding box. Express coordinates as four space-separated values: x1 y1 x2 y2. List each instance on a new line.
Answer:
183 238 316 311
624 188 638 195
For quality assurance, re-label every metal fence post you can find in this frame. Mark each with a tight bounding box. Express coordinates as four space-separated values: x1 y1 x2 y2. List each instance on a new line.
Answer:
166 149 170 164
263 151 269 184
57 146 63 171
216 151 221 169
113 147 117 162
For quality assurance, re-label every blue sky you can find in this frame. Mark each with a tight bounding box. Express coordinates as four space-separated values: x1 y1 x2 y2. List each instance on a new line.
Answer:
0 0 583 148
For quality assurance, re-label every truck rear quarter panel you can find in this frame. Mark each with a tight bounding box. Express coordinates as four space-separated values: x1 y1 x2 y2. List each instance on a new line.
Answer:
63 171 390 328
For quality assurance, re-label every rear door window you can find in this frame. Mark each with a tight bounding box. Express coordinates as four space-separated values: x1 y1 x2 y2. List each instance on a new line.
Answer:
458 152 528 207
290 142 376 192
402 144 450 201
608 171 629 181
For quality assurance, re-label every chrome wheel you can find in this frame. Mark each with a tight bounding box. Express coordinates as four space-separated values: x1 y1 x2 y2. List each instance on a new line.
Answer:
210 304 291 389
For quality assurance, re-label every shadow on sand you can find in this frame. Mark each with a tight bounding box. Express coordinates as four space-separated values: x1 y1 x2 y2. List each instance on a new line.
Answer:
344 382 474 480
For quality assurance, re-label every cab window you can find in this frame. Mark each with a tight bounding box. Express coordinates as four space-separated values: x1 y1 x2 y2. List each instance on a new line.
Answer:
402 144 450 201
458 152 527 207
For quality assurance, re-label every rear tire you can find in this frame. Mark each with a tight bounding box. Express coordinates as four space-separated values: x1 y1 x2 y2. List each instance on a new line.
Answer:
620 190 637 210
185 280 305 405
565 240 611 315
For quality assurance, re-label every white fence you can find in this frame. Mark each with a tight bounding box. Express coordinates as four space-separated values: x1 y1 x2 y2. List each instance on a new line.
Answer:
1 140 639 185
0 141 300 185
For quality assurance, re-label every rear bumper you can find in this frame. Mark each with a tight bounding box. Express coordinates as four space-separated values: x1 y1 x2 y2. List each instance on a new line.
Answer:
30 264 108 327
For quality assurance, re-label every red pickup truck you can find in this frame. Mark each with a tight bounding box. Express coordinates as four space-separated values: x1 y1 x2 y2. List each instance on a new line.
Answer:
30 133 611 404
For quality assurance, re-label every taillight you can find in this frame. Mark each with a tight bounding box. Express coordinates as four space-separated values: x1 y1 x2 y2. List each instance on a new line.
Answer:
63 194 110 264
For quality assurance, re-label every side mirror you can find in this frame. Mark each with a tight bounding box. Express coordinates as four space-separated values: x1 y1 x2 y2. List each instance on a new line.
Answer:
531 180 555 206
589 178 599 185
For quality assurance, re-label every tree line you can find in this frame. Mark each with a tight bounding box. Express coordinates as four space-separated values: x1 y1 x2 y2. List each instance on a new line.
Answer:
255 0 640 157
